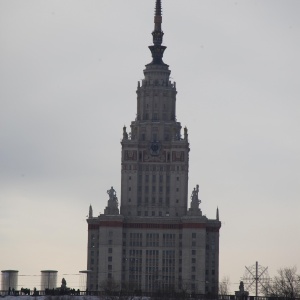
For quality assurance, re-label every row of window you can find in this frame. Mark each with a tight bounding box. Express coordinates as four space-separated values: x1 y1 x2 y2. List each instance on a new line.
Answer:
121 232 197 240
136 174 178 182
141 113 175 122
136 197 171 205
137 211 170 217
123 165 186 172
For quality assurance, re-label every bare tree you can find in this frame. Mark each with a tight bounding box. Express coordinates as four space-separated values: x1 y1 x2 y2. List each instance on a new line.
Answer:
99 278 120 300
120 280 140 300
263 267 300 298
219 276 231 296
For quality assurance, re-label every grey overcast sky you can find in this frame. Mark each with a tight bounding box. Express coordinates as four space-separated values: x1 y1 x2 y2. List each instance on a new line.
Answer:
1 0 300 292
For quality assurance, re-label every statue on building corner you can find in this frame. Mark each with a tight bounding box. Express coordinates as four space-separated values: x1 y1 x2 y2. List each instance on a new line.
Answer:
191 184 201 209
188 184 202 216
184 127 188 141
123 126 128 140
104 186 119 215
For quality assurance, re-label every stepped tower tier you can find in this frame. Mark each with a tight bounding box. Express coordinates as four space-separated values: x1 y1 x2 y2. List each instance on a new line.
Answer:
120 0 189 218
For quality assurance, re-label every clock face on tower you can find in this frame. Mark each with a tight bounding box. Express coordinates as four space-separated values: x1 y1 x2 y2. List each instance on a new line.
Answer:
149 141 161 156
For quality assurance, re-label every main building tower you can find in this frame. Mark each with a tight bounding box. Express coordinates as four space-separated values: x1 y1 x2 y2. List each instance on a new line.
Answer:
87 0 221 295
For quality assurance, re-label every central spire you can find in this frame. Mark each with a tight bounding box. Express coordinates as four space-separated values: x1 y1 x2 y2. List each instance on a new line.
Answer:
148 0 167 65
154 0 162 33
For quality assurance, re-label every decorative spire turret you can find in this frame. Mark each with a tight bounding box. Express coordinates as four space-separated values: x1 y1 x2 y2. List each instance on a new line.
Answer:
89 204 93 218
148 0 166 65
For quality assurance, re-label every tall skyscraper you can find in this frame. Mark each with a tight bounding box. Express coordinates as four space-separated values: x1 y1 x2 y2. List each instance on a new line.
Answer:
87 0 221 295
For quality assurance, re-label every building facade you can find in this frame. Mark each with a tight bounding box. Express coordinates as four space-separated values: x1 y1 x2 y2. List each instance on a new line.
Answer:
87 0 221 295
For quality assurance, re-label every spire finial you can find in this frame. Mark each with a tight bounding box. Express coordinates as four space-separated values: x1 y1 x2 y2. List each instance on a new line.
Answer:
148 0 166 65
155 0 162 17
153 0 163 45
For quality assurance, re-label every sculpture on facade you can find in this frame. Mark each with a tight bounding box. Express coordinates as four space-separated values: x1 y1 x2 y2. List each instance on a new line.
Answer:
235 281 249 299
191 184 201 209
187 184 202 216
123 126 128 140
104 186 119 215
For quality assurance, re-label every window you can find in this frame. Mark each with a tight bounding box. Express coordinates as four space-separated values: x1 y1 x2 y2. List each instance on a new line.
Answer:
138 211 141 216
108 265 112 270
192 241 196 247
108 240 112 245
159 211 162 216
128 187 131 191
145 211 148 216
192 233 196 238
192 250 196 255
128 198 131 202
108 256 112 262
192 266 196 272
212 270 215 275
108 248 113 253
192 258 196 263
129 176 131 180
152 211 155 216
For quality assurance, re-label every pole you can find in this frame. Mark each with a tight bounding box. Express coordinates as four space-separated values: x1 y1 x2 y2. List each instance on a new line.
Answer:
256 261 258 298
